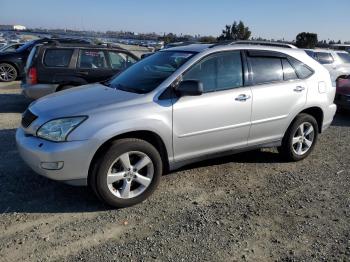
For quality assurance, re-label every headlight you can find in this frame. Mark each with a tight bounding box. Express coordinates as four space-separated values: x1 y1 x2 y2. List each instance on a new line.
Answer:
37 116 87 142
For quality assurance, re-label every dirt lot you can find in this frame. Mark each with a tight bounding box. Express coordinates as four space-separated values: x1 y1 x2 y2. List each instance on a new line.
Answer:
0 82 349 262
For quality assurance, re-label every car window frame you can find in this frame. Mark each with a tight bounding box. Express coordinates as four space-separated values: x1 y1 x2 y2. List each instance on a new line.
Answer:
76 48 110 70
180 50 247 94
244 50 313 86
42 47 75 68
106 50 138 71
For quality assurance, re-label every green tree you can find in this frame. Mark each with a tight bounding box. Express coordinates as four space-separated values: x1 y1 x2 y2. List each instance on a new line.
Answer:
295 32 318 48
218 20 251 41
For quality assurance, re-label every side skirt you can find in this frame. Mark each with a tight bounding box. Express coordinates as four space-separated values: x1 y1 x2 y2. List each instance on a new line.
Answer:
168 140 282 171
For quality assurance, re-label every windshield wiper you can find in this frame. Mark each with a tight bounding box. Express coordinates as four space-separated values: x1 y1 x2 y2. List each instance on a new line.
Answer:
115 84 145 94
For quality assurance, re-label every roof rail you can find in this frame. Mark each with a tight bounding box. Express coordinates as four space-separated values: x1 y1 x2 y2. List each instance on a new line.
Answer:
209 40 297 49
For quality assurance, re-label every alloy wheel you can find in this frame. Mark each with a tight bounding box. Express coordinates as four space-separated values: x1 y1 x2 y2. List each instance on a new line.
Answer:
292 122 315 156
106 151 154 199
0 64 17 82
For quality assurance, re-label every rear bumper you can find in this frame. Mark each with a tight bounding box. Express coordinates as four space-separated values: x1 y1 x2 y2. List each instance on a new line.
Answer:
334 93 350 110
21 83 58 99
322 103 337 131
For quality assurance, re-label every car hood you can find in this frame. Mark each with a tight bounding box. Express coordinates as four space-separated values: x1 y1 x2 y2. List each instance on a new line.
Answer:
30 83 143 118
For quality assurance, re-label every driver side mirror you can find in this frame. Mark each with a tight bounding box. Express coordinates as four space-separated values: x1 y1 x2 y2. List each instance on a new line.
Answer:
175 80 203 97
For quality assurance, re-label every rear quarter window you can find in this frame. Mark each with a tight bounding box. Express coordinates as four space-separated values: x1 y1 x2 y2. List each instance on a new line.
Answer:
44 49 73 67
288 57 314 79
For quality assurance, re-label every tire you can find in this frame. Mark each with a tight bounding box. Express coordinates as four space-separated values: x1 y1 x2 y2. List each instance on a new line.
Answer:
0 63 18 82
279 113 318 161
90 138 163 208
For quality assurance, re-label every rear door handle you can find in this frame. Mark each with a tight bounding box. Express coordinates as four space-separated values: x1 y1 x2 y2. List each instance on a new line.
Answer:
294 86 305 92
235 94 251 101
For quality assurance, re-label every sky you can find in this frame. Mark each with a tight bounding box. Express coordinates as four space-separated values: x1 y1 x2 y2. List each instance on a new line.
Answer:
1 0 349 41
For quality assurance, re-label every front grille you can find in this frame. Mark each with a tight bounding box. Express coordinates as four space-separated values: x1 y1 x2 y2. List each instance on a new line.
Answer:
21 109 37 128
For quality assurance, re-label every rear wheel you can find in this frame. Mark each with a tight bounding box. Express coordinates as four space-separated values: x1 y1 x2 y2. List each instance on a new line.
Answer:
0 63 17 82
279 113 318 161
90 138 163 208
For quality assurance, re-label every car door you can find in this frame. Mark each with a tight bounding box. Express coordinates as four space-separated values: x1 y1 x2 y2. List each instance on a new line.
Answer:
246 50 309 146
173 51 252 161
76 49 110 83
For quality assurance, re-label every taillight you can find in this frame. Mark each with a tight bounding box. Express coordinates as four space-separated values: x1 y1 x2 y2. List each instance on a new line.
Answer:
27 67 37 85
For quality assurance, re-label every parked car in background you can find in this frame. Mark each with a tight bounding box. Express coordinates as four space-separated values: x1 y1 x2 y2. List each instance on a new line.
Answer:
0 38 91 82
335 76 350 111
0 43 24 53
16 44 336 208
22 43 138 99
305 49 350 86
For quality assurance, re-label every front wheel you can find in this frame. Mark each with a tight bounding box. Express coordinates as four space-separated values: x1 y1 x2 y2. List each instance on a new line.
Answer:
91 138 163 208
279 113 318 161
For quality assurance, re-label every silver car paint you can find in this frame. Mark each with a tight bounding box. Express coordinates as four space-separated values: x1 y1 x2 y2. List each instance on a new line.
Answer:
16 45 337 185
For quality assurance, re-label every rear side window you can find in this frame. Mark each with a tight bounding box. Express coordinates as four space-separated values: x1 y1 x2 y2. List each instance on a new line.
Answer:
78 50 108 69
288 57 314 79
183 51 243 92
315 52 334 64
247 56 283 84
44 49 73 67
282 58 298 81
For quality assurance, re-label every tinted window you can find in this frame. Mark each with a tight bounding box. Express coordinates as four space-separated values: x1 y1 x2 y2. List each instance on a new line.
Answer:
337 52 350 63
110 51 195 94
108 51 137 70
288 57 314 79
248 56 283 84
183 51 243 92
316 52 334 64
305 50 315 59
44 49 73 67
282 58 298 80
78 50 107 69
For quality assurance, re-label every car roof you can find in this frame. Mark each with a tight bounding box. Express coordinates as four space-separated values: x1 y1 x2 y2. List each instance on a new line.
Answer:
162 43 306 57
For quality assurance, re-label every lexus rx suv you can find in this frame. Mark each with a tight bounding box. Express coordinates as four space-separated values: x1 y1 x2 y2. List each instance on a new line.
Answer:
16 44 336 208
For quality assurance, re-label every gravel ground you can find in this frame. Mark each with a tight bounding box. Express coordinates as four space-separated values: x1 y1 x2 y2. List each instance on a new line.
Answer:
0 82 349 262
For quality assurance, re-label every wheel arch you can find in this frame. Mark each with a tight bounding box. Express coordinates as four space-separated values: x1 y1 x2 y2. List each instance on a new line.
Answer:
287 107 324 135
88 130 170 185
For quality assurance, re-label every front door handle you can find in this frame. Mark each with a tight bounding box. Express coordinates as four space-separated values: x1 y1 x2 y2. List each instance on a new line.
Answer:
235 94 251 101
294 86 305 92
79 71 89 75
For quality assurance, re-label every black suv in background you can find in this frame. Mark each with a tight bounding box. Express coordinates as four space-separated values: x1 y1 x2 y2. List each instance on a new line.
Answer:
0 38 90 82
22 43 139 99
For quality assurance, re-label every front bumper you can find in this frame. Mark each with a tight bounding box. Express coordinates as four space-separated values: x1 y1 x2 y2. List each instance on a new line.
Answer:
335 94 350 110
16 128 97 186
21 83 58 100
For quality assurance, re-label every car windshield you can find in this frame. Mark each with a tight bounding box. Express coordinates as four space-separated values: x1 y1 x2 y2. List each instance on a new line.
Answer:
337 52 350 64
109 51 196 94
16 41 34 52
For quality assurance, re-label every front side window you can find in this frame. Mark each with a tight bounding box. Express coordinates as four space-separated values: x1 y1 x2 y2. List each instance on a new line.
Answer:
108 51 137 70
110 51 195 94
44 49 73 67
316 52 334 64
183 51 243 92
248 56 283 84
78 50 108 69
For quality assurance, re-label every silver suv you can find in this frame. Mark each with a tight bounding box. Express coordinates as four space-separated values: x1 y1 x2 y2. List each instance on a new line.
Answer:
305 49 350 86
16 44 336 208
